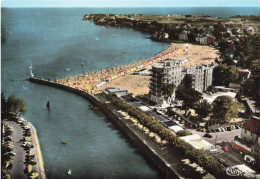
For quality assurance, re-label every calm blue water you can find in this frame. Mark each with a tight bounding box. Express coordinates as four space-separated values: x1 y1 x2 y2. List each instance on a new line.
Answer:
77 7 260 17
1 7 260 179
1 8 167 179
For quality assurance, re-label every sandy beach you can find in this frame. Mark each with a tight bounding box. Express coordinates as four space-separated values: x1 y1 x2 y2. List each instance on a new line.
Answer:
56 42 218 96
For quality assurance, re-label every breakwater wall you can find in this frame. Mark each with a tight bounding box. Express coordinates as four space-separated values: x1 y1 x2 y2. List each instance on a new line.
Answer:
29 77 182 179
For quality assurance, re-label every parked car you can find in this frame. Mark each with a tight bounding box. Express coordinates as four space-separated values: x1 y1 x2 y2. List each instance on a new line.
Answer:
207 149 219 154
230 126 235 130
6 152 16 156
218 128 224 132
235 125 240 129
203 133 213 138
227 126 231 131
222 146 228 151
6 163 13 170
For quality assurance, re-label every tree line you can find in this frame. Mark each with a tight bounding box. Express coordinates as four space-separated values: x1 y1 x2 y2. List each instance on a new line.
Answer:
107 94 225 177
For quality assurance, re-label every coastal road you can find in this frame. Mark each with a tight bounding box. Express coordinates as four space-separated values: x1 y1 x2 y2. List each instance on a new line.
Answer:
122 96 246 168
6 121 27 179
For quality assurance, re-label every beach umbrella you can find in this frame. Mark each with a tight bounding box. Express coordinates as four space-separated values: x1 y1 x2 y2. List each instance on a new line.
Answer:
155 136 161 143
189 163 198 168
181 159 190 164
28 164 33 173
149 132 155 137
161 140 167 145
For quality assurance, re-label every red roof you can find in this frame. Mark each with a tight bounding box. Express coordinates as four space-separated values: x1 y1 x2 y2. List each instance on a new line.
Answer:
242 118 260 136
227 41 235 49
208 36 216 41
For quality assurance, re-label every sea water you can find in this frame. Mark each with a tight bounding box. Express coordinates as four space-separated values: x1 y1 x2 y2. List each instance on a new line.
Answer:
2 7 260 178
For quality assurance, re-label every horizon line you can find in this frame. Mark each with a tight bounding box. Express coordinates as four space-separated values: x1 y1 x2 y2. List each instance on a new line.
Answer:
2 6 260 8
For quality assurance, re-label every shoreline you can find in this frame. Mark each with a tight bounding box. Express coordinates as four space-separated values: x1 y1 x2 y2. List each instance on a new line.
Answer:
55 41 218 96
30 123 46 179
56 43 191 93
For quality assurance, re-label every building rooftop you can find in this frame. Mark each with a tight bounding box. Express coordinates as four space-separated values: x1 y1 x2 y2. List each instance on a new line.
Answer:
242 117 260 137
169 125 184 133
180 134 213 150
203 91 237 103
243 97 260 115
105 88 128 93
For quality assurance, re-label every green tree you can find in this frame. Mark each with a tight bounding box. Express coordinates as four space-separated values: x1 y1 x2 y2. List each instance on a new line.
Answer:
211 96 243 123
213 64 239 86
231 28 238 35
162 83 175 100
1 93 8 115
251 59 260 99
6 95 26 116
195 100 212 119
188 32 196 42
176 88 202 109
218 38 227 53
213 22 227 40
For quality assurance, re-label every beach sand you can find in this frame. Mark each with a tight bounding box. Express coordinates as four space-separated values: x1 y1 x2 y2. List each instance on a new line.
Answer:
57 42 218 96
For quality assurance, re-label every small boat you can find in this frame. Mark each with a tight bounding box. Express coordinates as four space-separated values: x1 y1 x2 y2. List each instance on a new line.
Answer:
65 68 71 71
67 169 72 175
46 101 50 110
62 140 67 144
45 168 49 172
90 105 100 110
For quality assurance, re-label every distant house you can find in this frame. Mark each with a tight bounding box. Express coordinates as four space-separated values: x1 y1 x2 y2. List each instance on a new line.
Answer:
199 34 208 45
225 40 236 55
243 26 255 33
178 31 190 41
207 35 216 46
102 88 128 97
214 85 239 93
227 28 232 35
241 117 260 159
241 117 260 144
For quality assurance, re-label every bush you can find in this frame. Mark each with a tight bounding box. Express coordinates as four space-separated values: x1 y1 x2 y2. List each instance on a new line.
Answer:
176 130 192 137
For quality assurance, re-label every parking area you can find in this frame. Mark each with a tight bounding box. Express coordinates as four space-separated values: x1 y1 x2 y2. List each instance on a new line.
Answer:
188 128 241 145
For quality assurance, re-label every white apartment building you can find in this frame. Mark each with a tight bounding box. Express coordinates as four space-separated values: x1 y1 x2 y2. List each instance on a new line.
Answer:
150 59 215 104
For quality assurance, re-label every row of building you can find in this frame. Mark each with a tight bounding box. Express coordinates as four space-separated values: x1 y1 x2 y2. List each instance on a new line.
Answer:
149 58 214 105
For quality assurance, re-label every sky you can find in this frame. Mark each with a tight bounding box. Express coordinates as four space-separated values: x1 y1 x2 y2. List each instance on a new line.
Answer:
1 0 260 7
